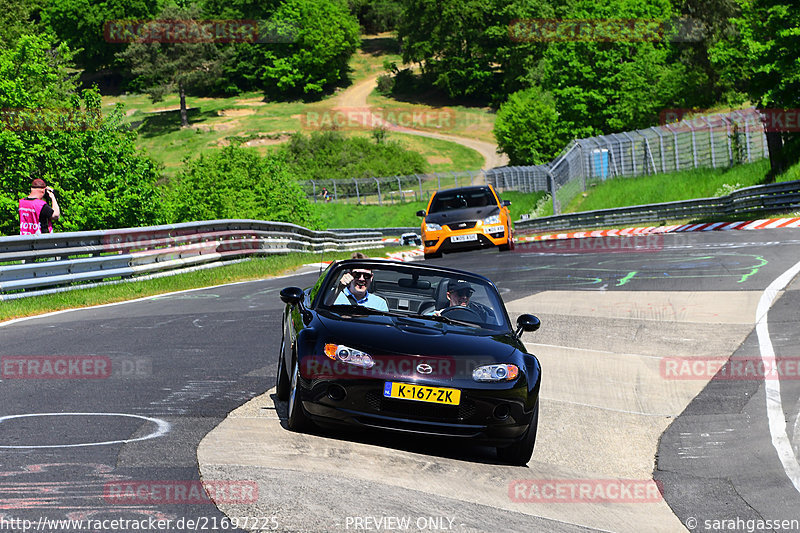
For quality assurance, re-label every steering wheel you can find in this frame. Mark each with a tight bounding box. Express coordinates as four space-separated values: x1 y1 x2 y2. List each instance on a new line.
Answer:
439 305 483 323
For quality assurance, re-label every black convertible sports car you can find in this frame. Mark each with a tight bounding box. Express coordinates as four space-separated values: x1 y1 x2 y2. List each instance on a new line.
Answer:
276 259 542 465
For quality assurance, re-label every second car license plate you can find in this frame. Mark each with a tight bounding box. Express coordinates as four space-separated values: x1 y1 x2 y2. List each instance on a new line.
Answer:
383 382 461 405
451 234 478 243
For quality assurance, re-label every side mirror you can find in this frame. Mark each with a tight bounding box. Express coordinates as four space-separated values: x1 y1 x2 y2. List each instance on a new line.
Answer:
502 200 511 207
281 286 313 324
280 286 305 306
416 210 427 217
515 314 540 337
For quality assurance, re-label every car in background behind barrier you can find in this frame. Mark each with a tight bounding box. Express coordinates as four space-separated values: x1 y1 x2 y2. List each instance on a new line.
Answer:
416 185 514 260
277 258 542 465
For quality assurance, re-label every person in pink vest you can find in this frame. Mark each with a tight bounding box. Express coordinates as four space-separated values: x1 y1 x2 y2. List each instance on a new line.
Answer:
19 178 61 235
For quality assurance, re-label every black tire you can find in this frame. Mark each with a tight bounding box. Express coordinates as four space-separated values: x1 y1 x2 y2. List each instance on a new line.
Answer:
275 332 289 401
497 401 539 466
499 227 514 252
287 357 311 432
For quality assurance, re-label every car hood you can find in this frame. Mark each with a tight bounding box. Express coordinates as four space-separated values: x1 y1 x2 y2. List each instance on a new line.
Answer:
425 206 500 226
317 313 518 362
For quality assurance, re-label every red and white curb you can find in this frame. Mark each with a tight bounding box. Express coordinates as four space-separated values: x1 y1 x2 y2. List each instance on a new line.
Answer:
516 217 800 243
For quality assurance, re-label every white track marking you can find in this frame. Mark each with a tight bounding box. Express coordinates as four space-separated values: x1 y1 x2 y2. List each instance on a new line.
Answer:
0 413 170 449
756 259 800 492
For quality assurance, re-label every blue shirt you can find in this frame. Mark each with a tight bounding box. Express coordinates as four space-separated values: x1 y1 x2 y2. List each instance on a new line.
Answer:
334 287 389 311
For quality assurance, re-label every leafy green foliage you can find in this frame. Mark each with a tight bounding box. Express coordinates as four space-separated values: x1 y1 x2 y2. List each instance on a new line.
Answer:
280 130 428 181
396 0 551 101
0 34 162 236
161 144 320 228
217 0 360 98
349 0 403 33
116 4 231 127
41 0 163 74
493 86 570 165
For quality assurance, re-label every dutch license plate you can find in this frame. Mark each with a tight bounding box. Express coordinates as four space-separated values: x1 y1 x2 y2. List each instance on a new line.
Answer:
451 233 478 243
383 382 461 405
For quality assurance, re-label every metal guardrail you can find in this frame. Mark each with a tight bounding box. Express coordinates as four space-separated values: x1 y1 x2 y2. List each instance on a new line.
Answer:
515 180 800 232
0 220 383 300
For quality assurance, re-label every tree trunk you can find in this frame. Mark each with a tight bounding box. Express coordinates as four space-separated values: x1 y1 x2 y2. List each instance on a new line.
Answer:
179 82 189 128
765 130 784 183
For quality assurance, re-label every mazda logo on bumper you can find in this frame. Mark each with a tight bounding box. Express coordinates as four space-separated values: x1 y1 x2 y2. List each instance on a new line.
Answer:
416 363 433 374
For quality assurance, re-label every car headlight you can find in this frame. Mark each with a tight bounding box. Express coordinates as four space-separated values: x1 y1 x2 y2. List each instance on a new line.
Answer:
482 215 501 225
324 343 374 368
473 364 519 382
425 222 442 232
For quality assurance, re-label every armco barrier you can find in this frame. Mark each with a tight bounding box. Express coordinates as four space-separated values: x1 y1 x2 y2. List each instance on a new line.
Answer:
515 180 800 232
0 220 383 300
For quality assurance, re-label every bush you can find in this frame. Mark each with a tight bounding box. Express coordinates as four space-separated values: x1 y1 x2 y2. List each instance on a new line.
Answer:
161 145 319 229
494 86 571 166
281 130 428 182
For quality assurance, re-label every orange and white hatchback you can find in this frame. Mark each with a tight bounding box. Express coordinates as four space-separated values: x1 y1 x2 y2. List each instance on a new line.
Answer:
416 185 514 259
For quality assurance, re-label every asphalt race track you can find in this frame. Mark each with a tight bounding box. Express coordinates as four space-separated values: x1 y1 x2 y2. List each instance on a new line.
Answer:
2 229 800 532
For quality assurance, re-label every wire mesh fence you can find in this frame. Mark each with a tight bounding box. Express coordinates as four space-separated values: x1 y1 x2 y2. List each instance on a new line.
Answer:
307 108 769 213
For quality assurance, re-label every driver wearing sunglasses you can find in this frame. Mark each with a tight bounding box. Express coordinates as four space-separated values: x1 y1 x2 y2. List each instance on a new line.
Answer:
333 267 389 311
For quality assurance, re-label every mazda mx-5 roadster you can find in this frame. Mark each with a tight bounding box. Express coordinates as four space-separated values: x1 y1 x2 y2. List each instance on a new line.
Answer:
276 258 542 465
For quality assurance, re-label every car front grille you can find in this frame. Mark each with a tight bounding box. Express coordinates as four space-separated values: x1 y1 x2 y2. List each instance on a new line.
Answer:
444 221 477 230
365 391 476 420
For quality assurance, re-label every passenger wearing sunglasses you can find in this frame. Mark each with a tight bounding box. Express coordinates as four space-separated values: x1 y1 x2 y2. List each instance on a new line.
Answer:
432 279 495 322
333 268 389 311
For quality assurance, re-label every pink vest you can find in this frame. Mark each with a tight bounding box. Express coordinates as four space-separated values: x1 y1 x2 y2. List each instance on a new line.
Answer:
19 198 52 235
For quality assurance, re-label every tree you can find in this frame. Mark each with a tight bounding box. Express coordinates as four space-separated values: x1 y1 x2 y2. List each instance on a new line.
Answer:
116 4 231 127
725 0 800 177
42 0 163 74
0 34 163 235
0 0 43 49
255 0 360 98
161 145 319 228
396 0 552 102
534 0 685 135
493 86 570 165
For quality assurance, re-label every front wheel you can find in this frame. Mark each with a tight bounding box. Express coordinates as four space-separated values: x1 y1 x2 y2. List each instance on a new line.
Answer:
275 333 289 401
499 227 514 252
497 401 538 466
287 357 311 432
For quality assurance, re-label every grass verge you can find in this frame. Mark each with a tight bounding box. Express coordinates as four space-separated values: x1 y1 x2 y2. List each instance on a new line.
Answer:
566 160 772 213
0 249 397 322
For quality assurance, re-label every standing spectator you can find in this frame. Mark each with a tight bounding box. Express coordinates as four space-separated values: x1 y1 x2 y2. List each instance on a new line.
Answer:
321 187 331 202
19 178 60 235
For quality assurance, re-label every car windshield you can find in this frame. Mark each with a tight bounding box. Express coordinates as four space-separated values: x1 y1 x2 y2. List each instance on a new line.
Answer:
428 189 495 214
316 261 510 331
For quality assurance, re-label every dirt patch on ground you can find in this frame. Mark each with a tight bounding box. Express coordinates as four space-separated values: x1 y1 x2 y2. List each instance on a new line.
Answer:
235 97 267 106
427 156 452 165
218 108 257 117
217 134 291 147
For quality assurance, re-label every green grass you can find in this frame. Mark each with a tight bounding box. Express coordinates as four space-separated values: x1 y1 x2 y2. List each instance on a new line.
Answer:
0 249 398 322
566 159 772 213
313 190 547 229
